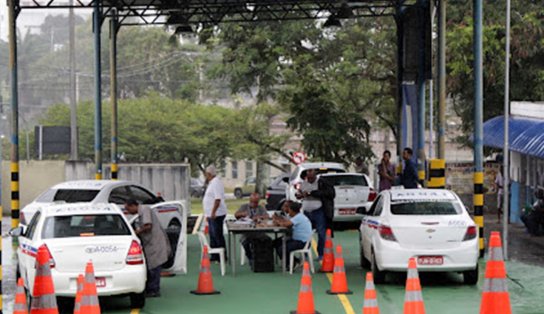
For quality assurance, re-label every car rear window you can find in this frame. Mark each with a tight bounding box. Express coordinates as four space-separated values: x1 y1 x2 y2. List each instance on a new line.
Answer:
391 201 462 215
52 189 100 203
325 175 368 186
42 214 131 239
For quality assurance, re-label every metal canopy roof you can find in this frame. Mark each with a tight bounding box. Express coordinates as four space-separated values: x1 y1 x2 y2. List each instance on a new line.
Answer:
483 115 544 159
17 0 407 26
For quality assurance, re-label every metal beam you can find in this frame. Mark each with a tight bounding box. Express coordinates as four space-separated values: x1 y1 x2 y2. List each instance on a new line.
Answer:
94 0 103 180
110 13 120 180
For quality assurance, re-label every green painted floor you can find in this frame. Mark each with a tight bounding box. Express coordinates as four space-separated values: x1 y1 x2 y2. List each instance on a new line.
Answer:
101 230 544 314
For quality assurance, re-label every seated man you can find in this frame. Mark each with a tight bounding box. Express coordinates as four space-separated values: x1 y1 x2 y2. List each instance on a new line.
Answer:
272 201 312 268
234 193 269 264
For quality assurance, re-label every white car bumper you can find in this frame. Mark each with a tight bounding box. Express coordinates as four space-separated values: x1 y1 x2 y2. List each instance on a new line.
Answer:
333 202 373 222
375 238 478 272
51 266 147 297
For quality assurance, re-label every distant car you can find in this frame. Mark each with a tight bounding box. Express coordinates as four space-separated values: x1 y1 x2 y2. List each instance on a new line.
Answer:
319 173 376 222
234 176 256 199
13 203 147 308
190 178 205 198
265 173 289 211
359 189 479 285
285 162 346 202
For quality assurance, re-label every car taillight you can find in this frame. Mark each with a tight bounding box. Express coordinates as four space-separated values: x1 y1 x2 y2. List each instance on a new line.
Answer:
36 244 55 269
126 240 144 265
378 225 397 242
368 188 377 202
463 226 477 241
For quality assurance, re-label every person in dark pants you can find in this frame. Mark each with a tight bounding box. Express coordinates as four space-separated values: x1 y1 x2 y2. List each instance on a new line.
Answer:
203 165 228 262
272 202 313 268
400 147 419 189
125 199 171 298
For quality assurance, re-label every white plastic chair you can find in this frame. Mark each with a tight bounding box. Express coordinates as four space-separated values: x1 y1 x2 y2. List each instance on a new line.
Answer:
197 231 226 276
240 246 247 266
289 238 315 274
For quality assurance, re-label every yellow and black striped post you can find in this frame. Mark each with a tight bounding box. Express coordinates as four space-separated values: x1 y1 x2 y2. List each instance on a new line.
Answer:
428 159 446 189
474 171 485 257
11 162 19 228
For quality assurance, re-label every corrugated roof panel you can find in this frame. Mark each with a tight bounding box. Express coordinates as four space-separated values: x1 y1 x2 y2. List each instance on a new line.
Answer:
483 115 544 159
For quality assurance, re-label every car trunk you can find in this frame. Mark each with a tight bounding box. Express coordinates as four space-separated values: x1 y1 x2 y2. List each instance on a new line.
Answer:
45 237 132 272
334 186 370 206
388 216 468 250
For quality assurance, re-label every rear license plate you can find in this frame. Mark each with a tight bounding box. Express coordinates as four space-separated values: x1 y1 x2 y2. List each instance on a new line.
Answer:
338 208 356 215
95 277 106 288
417 256 443 265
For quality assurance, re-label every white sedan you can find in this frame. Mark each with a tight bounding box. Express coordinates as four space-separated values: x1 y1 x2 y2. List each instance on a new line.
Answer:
359 189 479 284
12 203 147 308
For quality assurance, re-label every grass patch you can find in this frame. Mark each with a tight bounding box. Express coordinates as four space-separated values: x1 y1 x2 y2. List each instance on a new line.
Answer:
190 197 249 215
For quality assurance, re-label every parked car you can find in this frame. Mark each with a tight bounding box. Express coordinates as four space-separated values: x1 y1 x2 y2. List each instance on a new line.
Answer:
234 176 256 199
12 203 147 308
190 178 205 198
284 162 346 202
359 189 479 285
265 173 289 211
319 173 377 222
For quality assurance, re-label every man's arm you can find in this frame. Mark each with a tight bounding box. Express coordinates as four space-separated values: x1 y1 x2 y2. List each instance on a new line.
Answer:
234 205 248 219
273 215 293 227
136 223 152 235
211 199 221 219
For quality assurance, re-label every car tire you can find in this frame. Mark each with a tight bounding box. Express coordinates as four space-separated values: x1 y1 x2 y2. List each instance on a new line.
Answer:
130 292 146 309
234 188 243 199
359 234 370 269
463 265 479 285
371 250 386 284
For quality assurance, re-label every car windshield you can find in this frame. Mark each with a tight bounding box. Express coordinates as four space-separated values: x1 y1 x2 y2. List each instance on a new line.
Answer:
42 214 131 239
391 201 462 215
325 175 368 186
48 189 100 203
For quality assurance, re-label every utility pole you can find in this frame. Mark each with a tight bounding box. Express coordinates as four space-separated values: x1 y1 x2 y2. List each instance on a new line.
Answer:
69 0 78 160
503 0 511 260
437 0 446 159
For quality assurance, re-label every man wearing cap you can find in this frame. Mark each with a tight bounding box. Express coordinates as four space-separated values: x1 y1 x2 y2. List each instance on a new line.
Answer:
125 199 171 298
203 165 228 262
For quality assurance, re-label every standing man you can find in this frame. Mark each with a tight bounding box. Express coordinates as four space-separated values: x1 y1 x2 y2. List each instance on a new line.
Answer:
234 192 269 264
203 165 228 262
378 150 396 191
125 199 171 298
296 169 334 259
400 147 419 189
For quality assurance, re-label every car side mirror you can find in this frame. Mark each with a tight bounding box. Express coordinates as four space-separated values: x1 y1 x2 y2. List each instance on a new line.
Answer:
9 226 25 237
282 177 289 183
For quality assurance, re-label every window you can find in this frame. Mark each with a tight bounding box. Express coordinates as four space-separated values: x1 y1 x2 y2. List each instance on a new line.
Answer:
391 201 462 215
231 160 238 179
373 197 385 216
41 214 131 239
366 195 381 216
108 186 130 204
129 186 157 204
325 175 368 187
220 160 227 176
52 189 100 203
245 161 254 179
25 211 42 239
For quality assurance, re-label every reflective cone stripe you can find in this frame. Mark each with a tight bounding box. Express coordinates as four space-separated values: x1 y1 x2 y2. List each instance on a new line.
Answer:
191 246 220 295
327 245 352 295
480 232 511 314
73 275 84 314
403 258 425 314
291 262 320 314
80 261 101 314
363 272 379 314
320 229 334 272
31 245 59 314
14 278 28 314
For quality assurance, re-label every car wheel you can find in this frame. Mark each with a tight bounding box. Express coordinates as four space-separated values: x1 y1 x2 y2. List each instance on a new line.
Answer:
234 188 243 199
359 234 370 269
371 250 386 284
130 292 146 309
463 265 479 285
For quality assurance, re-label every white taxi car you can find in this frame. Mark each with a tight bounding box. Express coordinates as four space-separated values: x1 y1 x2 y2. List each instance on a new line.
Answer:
12 203 147 308
359 189 479 284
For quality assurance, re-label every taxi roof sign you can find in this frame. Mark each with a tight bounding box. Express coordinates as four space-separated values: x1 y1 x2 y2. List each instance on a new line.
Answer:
390 189 456 202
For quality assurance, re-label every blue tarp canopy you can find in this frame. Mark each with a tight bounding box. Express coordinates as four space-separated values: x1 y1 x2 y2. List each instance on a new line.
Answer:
483 115 544 159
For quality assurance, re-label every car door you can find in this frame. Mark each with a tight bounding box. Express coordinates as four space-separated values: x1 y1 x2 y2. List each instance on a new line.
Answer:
363 195 385 258
361 195 380 258
18 211 42 287
108 186 131 205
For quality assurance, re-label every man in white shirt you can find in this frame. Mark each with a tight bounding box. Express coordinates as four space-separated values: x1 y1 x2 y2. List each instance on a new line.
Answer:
203 165 228 262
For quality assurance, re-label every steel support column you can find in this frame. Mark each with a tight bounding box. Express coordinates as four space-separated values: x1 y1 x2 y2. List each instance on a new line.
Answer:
437 0 446 159
69 0 78 160
94 0 103 179
395 7 404 173
110 14 119 180
503 0 511 260
417 0 427 185
473 0 485 257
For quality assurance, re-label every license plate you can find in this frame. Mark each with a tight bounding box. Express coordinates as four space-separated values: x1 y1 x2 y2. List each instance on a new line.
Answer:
417 256 443 265
338 208 356 215
95 277 106 288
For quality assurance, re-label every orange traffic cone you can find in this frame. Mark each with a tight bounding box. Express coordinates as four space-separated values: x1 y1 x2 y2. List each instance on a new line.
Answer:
320 229 334 273
290 261 320 314
73 274 84 314
480 231 511 314
326 245 352 295
14 278 28 314
363 272 380 314
79 261 101 314
191 246 220 295
403 258 425 314
30 245 58 314
203 218 209 235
